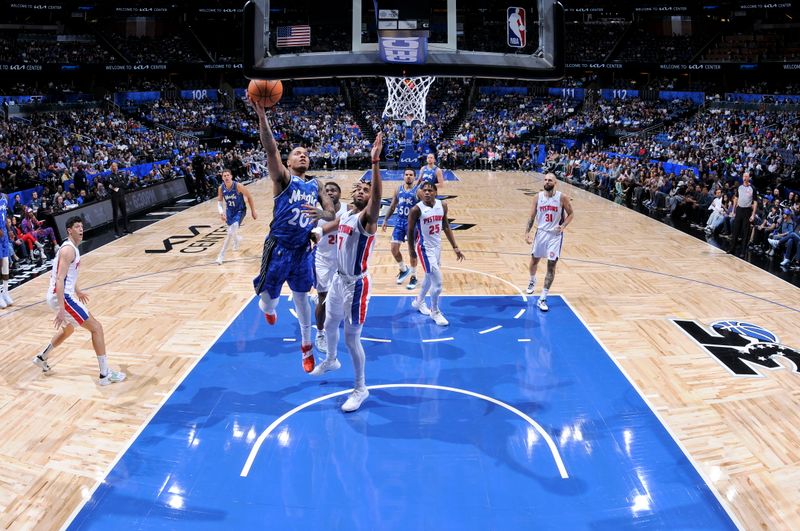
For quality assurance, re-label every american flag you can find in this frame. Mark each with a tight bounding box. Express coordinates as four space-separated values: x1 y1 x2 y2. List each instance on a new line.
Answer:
276 25 311 47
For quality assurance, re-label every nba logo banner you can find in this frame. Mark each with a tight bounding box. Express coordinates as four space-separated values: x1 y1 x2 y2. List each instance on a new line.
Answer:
507 7 526 48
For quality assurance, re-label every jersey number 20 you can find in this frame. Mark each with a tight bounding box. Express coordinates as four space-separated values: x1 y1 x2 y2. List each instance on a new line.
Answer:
288 208 311 228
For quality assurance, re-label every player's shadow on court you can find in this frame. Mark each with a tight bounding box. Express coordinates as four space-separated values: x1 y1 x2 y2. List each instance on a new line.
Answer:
74 485 227 526
143 379 330 438
345 389 588 497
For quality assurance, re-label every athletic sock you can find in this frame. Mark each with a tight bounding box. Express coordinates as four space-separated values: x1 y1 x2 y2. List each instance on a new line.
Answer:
97 355 108 377
40 343 53 359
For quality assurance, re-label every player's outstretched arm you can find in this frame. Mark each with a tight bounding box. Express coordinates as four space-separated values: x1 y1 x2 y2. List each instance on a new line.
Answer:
407 205 420 260
442 202 464 261
238 183 258 220
52 246 75 329
361 133 383 231
557 194 574 233
311 217 341 244
301 179 335 222
524 195 537 244
216 185 226 222
250 97 289 188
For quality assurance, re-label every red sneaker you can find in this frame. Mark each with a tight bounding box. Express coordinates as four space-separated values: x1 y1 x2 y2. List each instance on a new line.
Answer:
264 312 277 325
301 344 315 373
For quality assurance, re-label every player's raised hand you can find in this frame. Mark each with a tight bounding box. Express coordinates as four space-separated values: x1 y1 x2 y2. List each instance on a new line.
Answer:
301 203 324 222
248 94 267 119
371 132 383 160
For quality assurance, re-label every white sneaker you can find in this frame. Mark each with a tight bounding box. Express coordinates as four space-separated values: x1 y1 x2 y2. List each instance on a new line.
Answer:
781 257 790 266
310 357 341 376
431 310 449 326
412 298 431 316
315 332 327 353
99 369 126 386
32 355 51 373
2 292 12 306
0 297 5 309
341 387 369 412
768 239 779 248
537 298 549 312
215 254 224 265
526 279 536 295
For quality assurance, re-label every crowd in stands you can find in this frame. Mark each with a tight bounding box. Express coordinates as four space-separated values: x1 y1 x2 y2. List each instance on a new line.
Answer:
3 78 800 276
542 149 800 268
105 33 205 63
615 29 708 64
565 22 628 63
0 32 115 64
703 32 800 63
616 107 799 185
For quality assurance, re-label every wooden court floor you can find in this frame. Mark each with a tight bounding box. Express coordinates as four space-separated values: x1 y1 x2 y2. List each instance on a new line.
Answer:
1 171 798 529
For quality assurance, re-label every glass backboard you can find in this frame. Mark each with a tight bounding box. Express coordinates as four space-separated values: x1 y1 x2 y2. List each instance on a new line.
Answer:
243 0 563 81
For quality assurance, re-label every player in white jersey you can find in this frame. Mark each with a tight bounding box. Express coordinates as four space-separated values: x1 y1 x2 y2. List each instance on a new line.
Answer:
524 173 574 312
33 216 125 385
308 133 384 413
407 182 465 326
313 181 348 354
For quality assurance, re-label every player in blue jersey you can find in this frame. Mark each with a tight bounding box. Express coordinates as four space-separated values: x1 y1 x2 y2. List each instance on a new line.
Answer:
0 191 13 308
416 153 445 192
381 168 419 289
250 98 335 374
215 168 257 265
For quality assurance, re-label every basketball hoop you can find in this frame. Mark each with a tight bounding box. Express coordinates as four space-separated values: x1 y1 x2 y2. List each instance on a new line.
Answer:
383 76 435 124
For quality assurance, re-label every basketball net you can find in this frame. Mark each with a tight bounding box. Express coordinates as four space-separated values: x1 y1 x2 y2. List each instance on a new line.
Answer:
383 76 435 125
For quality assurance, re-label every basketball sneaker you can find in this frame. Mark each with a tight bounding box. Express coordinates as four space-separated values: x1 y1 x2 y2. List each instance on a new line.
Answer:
430 310 449 326
99 369 126 386
310 356 341 376
537 298 549 312
215 254 224 265
526 278 536 295
2 291 13 306
301 344 315 373
0 297 5 309
32 355 51 373
406 275 418 290
396 267 411 284
264 312 277 325
341 387 369 412
412 298 431 316
315 331 327 353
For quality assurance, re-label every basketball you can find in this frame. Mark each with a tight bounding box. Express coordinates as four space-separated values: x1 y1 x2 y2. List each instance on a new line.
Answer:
247 79 283 107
